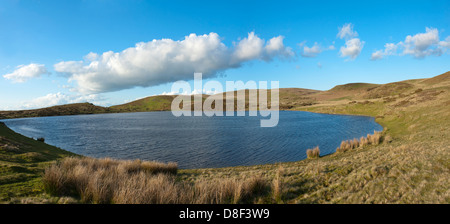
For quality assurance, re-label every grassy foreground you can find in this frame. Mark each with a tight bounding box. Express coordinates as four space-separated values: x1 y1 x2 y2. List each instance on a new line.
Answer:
0 122 76 203
0 72 449 203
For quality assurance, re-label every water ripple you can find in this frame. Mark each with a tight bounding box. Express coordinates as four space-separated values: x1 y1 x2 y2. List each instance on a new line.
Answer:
1 111 382 169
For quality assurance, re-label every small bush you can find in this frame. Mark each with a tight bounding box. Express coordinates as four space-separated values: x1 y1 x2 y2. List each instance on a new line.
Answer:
37 137 45 142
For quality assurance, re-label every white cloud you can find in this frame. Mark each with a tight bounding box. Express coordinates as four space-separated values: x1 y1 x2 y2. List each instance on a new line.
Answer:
371 27 450 60
264 36 294 59
301 42 322 58
55 32 293 94
3 63 49 83
402 27 442 58
298 41 307 48
439 36 450 48
370 43 398 60
21 92 105 109
300 41 335 58
340 38 365 60
317 62 322 68
336 23 364 60
328 42 336 50
337 23 358 40
232 32 265 62
370 50 384 61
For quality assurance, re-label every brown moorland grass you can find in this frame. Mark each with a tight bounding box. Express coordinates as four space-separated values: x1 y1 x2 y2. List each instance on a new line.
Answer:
306 146 320 159
336 131 382 153
272 166 284 203
42 157 269 204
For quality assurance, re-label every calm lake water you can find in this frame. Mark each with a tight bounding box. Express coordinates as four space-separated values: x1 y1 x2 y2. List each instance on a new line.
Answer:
1 111 382 169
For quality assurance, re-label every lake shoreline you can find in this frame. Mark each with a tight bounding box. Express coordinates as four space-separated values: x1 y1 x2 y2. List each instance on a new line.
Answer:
1 71 449 203
0 110 383 169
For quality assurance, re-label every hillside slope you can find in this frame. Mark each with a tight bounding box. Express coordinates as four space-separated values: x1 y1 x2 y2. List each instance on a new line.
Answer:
0 71 448 203
0 103 110 119
181 71 450 203
0 122 76 202
0 76 442 118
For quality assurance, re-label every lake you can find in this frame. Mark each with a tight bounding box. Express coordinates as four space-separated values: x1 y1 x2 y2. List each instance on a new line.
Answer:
1 111 383 169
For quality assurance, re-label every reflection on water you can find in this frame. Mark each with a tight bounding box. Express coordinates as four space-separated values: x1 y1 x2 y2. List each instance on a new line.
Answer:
1 111 383 169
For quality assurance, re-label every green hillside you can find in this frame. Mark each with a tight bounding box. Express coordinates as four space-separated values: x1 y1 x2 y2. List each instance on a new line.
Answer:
0 71 449 203
0 122 76 202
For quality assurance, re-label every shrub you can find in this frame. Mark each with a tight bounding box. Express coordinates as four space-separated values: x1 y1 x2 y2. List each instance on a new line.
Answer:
37 137 45 142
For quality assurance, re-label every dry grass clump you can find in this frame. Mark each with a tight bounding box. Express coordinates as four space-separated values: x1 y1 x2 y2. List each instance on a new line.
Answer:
43 157 269 204
306 146 320 159
383 135 393 143
336 131 383 153
190 175 268 204
43 157 178 203
367 131 382 145
272 166 284 203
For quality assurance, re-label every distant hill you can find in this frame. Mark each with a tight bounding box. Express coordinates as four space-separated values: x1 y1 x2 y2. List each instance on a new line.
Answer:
1 71 449 119
1 71 449 203
110 94 211 112
0 103 110 119
421 71 450 85
110 95 177 112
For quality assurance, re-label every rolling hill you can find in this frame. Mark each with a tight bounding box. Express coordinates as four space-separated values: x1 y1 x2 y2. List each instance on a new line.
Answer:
0 72 448 119
0 71 448 203
0 103 111 120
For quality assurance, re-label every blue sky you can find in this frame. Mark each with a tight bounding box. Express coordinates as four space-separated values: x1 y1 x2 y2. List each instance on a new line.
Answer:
0 0 449 110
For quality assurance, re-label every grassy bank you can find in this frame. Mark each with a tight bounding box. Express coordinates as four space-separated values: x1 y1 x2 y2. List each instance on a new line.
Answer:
176 72 449 203
0 122 76 202
0 72 449 203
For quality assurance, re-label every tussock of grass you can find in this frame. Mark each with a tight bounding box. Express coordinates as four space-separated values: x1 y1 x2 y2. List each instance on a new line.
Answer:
43 157 269 204
191 175 268 204
336 131 382 153
272 166 284 202
306 146 320 159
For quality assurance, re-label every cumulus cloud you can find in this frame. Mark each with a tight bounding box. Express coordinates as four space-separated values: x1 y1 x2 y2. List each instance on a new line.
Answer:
370 43 398 60
54 32 293 94
370 50 384 61
337 23 364 60
439 36 450 48
21 92 105 109
301 42 322 58
402 27 444 58
337 23 359 40
3 63 49 83
371 27 450 60
340 38 365 60
264 36 294 59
